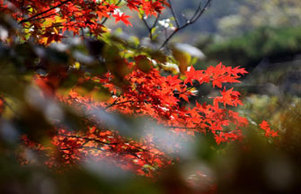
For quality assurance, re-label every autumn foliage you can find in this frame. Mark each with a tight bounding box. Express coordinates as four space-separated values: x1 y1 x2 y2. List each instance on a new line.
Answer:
28 61 261 175
0 0 168 44
0 0 278 177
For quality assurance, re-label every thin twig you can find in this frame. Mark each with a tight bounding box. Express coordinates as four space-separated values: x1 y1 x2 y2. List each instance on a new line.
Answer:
159 0 212 49
167 0 180 28
152 14 161 28
150 13 161 40
190 0 212 23
19 0 72 24
29 13 57 22
141 13 161 40
104 100 134 110
190 0 203 22
141 15 151 29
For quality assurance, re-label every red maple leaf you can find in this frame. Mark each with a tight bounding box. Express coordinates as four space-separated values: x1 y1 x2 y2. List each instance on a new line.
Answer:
259 120 279 137
113 13 132 26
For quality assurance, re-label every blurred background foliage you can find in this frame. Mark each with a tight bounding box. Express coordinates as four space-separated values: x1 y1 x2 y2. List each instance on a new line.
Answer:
0 0 301 193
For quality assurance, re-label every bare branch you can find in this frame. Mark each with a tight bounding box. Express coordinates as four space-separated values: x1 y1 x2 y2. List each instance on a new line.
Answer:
141 15 151 30
190 0 203 22
190 0 212 23
159 0 212 49
160 29 177 50
167 0 180 28
151 13 161 29
140 13 161 40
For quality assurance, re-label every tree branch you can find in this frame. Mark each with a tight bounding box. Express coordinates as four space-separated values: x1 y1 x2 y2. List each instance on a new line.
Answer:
159 0 212 49
165 125 200 130
140 13 161 40
141 15 151 30
58 133 118 146
19 0 72 24
190 0 212 23
167 0 180 28
29 13 57 22
104 100 135 110
190 0 203 22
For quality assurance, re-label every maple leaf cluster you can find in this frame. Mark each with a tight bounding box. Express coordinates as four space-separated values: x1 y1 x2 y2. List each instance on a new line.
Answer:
0 0 168 44
0 0 279 177
26 59 253 175
49 61 250 143
21 127 170 176
259 120 278 138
